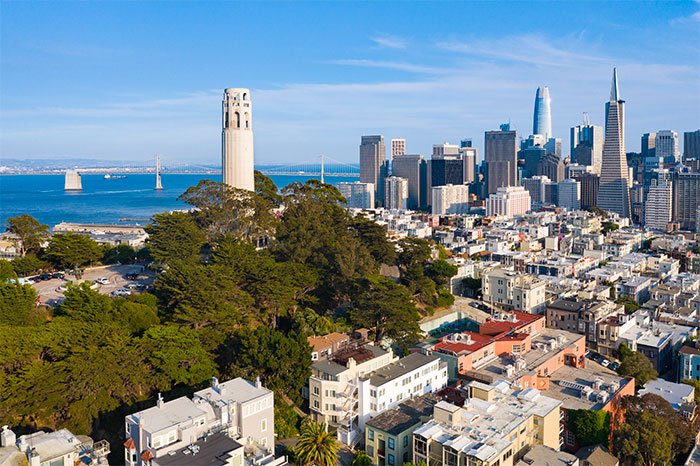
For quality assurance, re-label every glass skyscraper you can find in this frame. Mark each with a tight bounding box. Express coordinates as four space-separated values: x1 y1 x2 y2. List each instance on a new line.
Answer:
533 87 552 140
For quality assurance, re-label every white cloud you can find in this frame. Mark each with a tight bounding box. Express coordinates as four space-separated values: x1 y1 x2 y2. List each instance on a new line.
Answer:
370 35 407 49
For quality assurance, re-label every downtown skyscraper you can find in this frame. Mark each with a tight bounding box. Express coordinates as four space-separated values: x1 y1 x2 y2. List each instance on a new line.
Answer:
533 87 552 140
360 135 387 205
597 68 631 218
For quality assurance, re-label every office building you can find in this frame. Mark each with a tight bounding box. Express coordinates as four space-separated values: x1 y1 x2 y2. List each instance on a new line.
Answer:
684 130 700 159
521 175 550 204
656 130 680 163
412 383 562 466
533 86 553 140
125 377 275 466
597 68 631 218
461 144 477 184
558 179 581 211
574 172 600 210
645 169 672 231
642 132 656 158
537 153 565 183
432 184 470 215
571 117 603 174
360 135 387 204
432 143 460 157
673 168 700 230
391 154 423 210
338 182 375 209
391 138 406 157
485 126 518 194
431 154 463 188
519 145 546 180
222 88 255 191
384 176 409 210
486 186 531 218
544 137 562 158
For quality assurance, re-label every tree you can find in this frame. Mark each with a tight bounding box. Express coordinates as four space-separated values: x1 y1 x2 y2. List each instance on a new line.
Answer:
462 277 482 297
397 237 432 268
616 296 640 314
255 170 282 207
294 421 339 466
4 214 50 256
566 409 610 447
0 282 39 325
352 215 396 265
0 260 16 281
602 222 619 234
11 254 49 277
44 233 101 276
426 259 458 288
618 342 634 361
349 275 422 352
102 244 136 264
275 398 302 440
56 282 113 322
139 325 217 389
145 211 205 264
230 327 312 403
351 450 372 466
617 351 658 389
613 411 674 466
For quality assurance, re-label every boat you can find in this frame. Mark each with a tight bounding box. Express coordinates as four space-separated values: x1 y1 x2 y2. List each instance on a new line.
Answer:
104 174 127 179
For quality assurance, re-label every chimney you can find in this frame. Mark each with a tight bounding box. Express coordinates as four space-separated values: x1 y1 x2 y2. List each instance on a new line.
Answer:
255 377 262 389
157 393 164 409
212 376 220 393
1 426 16 448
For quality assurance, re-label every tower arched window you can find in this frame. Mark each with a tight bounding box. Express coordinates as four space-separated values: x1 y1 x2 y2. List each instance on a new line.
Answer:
245 112 249 129
243 93 247 101
235 112 240 128
224 111 229 128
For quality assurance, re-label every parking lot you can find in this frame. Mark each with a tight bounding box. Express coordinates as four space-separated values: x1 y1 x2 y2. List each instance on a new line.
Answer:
31 263 155 307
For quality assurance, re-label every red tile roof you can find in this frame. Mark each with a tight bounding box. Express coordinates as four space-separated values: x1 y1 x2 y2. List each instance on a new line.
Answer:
433 332 492 355
141 450 154 462
124 438 136 450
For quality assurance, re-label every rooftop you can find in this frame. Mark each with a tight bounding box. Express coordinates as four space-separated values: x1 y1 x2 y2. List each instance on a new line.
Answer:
366 394 441 435
638 379 695 410
307 332 349 352
574 445 619 466
364 353 440 387
547 364 632 410
153 434 243 466
514 445 578 466
194 377 271 407
130 396 209 434
312 344 390 376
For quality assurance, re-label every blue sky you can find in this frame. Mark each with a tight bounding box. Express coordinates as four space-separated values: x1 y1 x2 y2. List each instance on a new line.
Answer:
1 1 699 166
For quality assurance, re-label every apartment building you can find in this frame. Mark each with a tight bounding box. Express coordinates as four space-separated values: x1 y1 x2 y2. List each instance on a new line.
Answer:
308 332 350 361
681 341 700 381
482 267 547 314
364 394 441 466
125 377 274 466
546 299 622 351
412 382 561 466
0 427 109 466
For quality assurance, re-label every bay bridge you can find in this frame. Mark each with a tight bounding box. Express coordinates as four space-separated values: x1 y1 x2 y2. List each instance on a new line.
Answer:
257 155 359 179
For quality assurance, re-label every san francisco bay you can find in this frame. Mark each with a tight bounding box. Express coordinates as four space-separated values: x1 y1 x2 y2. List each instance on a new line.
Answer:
0 173 358 228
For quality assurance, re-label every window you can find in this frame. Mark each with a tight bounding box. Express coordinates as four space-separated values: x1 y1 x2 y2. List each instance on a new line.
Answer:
313 386 319 395
388 454 395 466
566 430 575 445
388 438 395 450
368 430 374 441
371 389 377 397
261 419 267 432
403 436 409 447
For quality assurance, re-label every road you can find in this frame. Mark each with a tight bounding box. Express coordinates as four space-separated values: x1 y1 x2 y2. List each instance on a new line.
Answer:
32 263 155 307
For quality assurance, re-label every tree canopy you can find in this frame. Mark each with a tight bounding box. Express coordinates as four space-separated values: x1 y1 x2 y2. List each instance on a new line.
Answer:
616 349 657 389
4 214 50 257
44 233 102 273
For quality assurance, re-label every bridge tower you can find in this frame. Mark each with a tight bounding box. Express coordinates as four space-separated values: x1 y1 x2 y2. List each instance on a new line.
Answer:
222 88 254 191
155 153 163 190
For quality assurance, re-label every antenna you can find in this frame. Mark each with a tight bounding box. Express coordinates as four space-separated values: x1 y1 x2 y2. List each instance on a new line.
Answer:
155 153 163 190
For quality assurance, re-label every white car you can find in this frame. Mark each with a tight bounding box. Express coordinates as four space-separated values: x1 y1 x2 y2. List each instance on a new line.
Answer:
112 288 132 297
601 359 610 368
96 277 110 285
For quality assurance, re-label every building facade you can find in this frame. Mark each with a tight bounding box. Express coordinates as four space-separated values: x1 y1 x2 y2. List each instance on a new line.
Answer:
673 169 700 230
521 176 550 204
384 176 409 210
338 182 375 209
432 184 470 215
684 130 700 159
222 88 255 191
571 118 603 174
533 86 553 140
391 138 406 157
392 154 423 210
486 186 532 218
485 127 518 194
482 267 546 314
656 130 680 163
557 179 581 211
644 169 672 230
360 135 387 204
597 69 631 218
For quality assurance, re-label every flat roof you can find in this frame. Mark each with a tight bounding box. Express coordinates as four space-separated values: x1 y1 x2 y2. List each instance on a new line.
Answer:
312 344 390 376
130 397 208 433
19 430 82 463
638 379 695 410
364 353 440 387
153 434 243 466
366 394 441 435
515 445 578 466
547 364 632 411
194 377 271 406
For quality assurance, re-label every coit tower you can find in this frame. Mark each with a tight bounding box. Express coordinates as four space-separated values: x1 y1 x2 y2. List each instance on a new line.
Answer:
222 88 254 191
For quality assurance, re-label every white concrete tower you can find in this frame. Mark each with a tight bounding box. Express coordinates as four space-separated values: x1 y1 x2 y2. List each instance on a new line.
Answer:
222 88 254 191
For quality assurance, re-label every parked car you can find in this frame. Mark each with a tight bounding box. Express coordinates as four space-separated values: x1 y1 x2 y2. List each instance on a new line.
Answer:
585 350 591 358
51 273 65 280
601 359 610 368
112 288 132 297
609 361 620 371
125 282 140 289
124 273 138 280
95 277 110 285
38 273 52 281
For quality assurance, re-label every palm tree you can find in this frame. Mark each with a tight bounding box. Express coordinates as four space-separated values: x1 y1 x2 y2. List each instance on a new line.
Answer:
294 421 339 466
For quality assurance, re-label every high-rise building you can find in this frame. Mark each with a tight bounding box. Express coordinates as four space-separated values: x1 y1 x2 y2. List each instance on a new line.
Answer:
391 138 406 157
684 130 700 159
537 153 565 182
597 68 631 219
460 140 477 184
656 130 680 163
533 87 552 140
521 175 551 204
391 154 423 210
673 168 700 230
384 176 409 210
431 154 463 188
222 88 254 191
431 184 470 215
432 143 460 156
519 146 546 180
544 138 562 158
487 186 531 218
557 179 581 211
645 169 672 231
571 117 603 174
360 135 387 204
485 127 518 194
337 182 375 209
642 133 656 158
574 172 600 210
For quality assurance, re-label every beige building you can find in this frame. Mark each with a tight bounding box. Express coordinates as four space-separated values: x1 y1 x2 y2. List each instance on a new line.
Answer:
222 88 254 191
482 267 547 314
485 128 518 194
392 138 406 157
412 381 561 466
432 184 470 215
384 176 409 210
